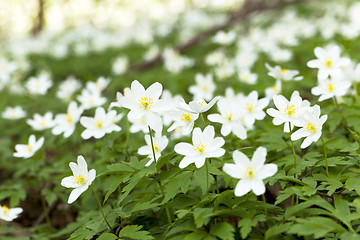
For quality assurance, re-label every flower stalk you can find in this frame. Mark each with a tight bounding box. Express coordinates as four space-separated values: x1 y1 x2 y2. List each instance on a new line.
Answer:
320 137 329 178
90 185 112 231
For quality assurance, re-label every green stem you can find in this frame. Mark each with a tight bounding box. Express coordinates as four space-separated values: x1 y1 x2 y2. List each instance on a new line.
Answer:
90 185 112 231
333 96 340 112
158 181 172 224
289 122 297 169
262 194 267 217
200 113 206 128
148 126 157 162
0 220 3 235
320 137 329 178
148 126 172 224
124 115 130 152
205 161 209 194
41 194 52 229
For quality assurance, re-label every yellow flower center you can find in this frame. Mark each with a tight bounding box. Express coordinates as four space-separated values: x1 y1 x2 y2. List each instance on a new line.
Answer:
226 112 233 121
199 100 207 108
326 83 335 92
194 142 205 153
139 97 153 110
325 58 332 67
284 105 297 117
305 121 316 133
201 85 208 91
26 144 33 153
40 120 47 127
281 68 287 73
154 145 159 152
66 114 73 123
73 174 86 185
181 114 192 123
246 104 254 112
244 167 255 179
2 206 10 215
96 120 102 128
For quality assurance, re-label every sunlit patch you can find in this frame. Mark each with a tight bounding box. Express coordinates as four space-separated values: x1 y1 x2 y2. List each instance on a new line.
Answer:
139 97 153 110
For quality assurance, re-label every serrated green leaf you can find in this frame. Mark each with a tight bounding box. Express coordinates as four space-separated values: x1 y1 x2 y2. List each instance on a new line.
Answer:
104 176 123 204
345 178 360 194
288 217 346 238
119 225 154 240
184 231 214 240
210 222 235 240
265 222 292 240
97 233 119 240
156 152 176 172
193 208 214 228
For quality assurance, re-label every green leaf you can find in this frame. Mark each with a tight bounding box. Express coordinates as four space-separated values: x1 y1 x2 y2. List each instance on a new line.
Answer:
345 178 360 194
104 176 123 204
210 222 235 240
184 231 215 240
349 128 360 155
193 208 214 228
156 152 176 172
288 217 346 238
162 171 192 204
119 225 154 240
265 223 292 240
97 233 119 240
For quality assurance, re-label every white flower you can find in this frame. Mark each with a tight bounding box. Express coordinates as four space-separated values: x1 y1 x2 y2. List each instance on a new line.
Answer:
307 45 350 80
265 63 303 81
80 107 121 139
112 56 128 75
25 72 53 95
266 91 310 132
223 147 277 197
128 115 149 134
238 70 258 84
291 105 328 149
0 205 23 221
177 96 220 114
159 90 184 126
138 132 169 167
163 48 194 74
188 73 216 101
26 112 56 130
52 101 84 138
0 58 17 86
265 80 282 100
119 80 167 132
214 59 235 80
311 77 351 102
174 126 225 168
2 106 26 120
167 109 199 136
86 76 111 93
208 99 247 139
77 88 107 110
57 76 82 102
13 134 44 158
205 50 226 66
240 91 269 126
212 31 236 45
61 155 96 204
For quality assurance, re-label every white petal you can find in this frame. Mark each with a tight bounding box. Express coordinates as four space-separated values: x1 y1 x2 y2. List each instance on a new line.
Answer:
251 178 266 195
233 150 250 167
234 179 251 197
251 147 267 167
174 143 195 155
68 185 88 204
61 176 79 188
223 163 242 179
257 164 278 179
